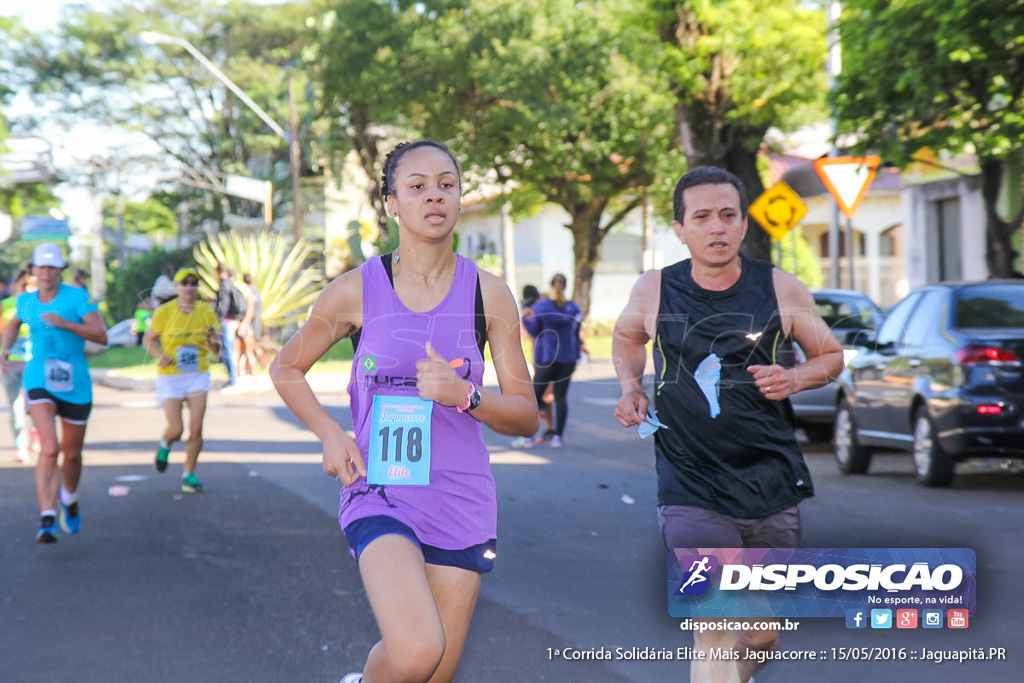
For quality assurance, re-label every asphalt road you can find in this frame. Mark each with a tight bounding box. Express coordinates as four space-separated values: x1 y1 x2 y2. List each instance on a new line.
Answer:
1 360 1021 682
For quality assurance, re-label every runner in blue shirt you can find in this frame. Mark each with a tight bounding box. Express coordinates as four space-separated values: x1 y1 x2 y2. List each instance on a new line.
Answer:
0 243 108 543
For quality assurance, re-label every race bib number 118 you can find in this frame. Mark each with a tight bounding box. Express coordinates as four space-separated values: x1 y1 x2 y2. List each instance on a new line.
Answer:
367 395 432 486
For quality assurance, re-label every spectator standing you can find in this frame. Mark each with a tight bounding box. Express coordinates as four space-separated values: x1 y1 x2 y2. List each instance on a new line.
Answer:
213 263 242 389
133 301 151 346
151 264 177 309
236 273 265 375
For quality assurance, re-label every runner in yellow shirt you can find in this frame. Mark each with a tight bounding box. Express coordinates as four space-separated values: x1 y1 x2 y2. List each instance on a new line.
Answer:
143 267 221 493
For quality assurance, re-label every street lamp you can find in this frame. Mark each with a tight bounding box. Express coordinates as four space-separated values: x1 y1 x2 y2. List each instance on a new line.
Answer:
140 30 303 238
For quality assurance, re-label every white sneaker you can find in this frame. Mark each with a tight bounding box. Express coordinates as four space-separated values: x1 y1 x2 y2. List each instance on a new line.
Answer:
510 437 535 448
340 674 363 683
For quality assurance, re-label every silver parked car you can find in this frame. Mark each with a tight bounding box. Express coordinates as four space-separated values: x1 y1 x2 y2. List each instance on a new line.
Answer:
789 288 884 441
84 318 138 356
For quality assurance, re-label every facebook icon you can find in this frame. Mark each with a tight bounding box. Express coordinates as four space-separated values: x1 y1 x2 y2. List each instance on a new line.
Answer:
845 609 867 629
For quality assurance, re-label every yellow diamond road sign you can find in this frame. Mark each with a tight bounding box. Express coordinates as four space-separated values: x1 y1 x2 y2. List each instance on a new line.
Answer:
749 181 807 241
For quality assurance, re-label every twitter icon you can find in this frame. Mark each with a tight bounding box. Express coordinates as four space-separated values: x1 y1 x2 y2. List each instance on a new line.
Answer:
870 609 892 629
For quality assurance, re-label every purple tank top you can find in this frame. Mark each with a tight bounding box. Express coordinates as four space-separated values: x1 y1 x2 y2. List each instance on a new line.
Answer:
340 254 494 549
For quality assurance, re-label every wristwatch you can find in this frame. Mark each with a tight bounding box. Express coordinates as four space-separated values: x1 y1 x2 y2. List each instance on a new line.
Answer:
458 382 482 413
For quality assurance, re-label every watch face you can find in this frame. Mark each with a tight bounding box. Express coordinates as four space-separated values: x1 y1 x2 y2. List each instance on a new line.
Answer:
469 386 482 410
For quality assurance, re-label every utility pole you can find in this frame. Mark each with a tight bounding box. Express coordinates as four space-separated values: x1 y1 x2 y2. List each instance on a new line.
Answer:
289 79 303 241
141 32 300 238
501 202 517 300
116 190 127 266
827 0 842 288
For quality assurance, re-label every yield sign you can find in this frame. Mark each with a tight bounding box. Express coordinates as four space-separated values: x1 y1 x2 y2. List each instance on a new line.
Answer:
812 155 881 219
749 181 807 241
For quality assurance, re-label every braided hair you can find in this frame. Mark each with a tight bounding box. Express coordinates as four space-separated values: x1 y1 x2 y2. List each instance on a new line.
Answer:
380 140 462 200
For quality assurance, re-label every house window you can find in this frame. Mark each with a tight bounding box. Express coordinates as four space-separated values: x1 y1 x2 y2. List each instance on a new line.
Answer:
818 230 865 257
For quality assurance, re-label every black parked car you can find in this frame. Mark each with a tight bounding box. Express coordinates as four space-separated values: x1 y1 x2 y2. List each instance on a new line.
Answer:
834 280 1024 486
790 289 884 441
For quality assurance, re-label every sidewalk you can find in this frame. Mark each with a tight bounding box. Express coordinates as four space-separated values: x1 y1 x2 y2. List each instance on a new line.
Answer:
88 368 350 394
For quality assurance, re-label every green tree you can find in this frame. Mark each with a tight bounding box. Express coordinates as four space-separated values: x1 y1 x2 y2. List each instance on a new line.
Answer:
310 0 426 235
104 247 192 322
773 227 824 289
834 0 1024 276
644 0 829 260
413 0 677 317
10 0 322 228
102 197 178 241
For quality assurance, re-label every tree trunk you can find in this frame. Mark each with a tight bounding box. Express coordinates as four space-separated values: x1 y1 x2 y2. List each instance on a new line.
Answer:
562 197 609 320
724 142 770 261
979 158 1023 277
349 110 390 235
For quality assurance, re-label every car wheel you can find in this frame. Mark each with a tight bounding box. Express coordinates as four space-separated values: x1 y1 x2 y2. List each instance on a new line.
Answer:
834 398 872 474
913 407 955 487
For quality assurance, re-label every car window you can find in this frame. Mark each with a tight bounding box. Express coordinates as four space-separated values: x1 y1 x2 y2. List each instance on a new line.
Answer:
954 284 1024 328
876 291 923 346
902 290 947 347
814 294 881 331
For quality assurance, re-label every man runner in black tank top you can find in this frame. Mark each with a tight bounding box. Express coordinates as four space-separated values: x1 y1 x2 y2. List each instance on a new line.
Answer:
613 166 844 683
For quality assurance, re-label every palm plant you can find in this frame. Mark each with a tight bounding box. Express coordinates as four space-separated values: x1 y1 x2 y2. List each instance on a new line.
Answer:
192 231 324 333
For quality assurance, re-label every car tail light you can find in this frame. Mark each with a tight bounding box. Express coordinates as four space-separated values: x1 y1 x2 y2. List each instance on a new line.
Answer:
957 345 1021 365
976 405 1003 414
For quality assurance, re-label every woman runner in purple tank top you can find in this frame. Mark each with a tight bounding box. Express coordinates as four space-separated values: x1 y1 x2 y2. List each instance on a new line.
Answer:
271 140 538 683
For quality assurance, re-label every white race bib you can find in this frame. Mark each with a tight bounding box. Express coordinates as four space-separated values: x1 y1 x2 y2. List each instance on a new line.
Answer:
176 345 199 373
44 358 74 393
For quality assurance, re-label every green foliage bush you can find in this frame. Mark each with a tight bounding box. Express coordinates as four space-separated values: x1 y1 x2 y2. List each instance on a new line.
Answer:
104 246 192 323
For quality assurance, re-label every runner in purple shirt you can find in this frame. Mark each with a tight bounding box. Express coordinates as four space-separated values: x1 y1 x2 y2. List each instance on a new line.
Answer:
271 140 538 683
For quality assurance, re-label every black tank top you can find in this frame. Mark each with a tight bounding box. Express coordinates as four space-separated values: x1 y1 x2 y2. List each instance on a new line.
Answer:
653 256 813 519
